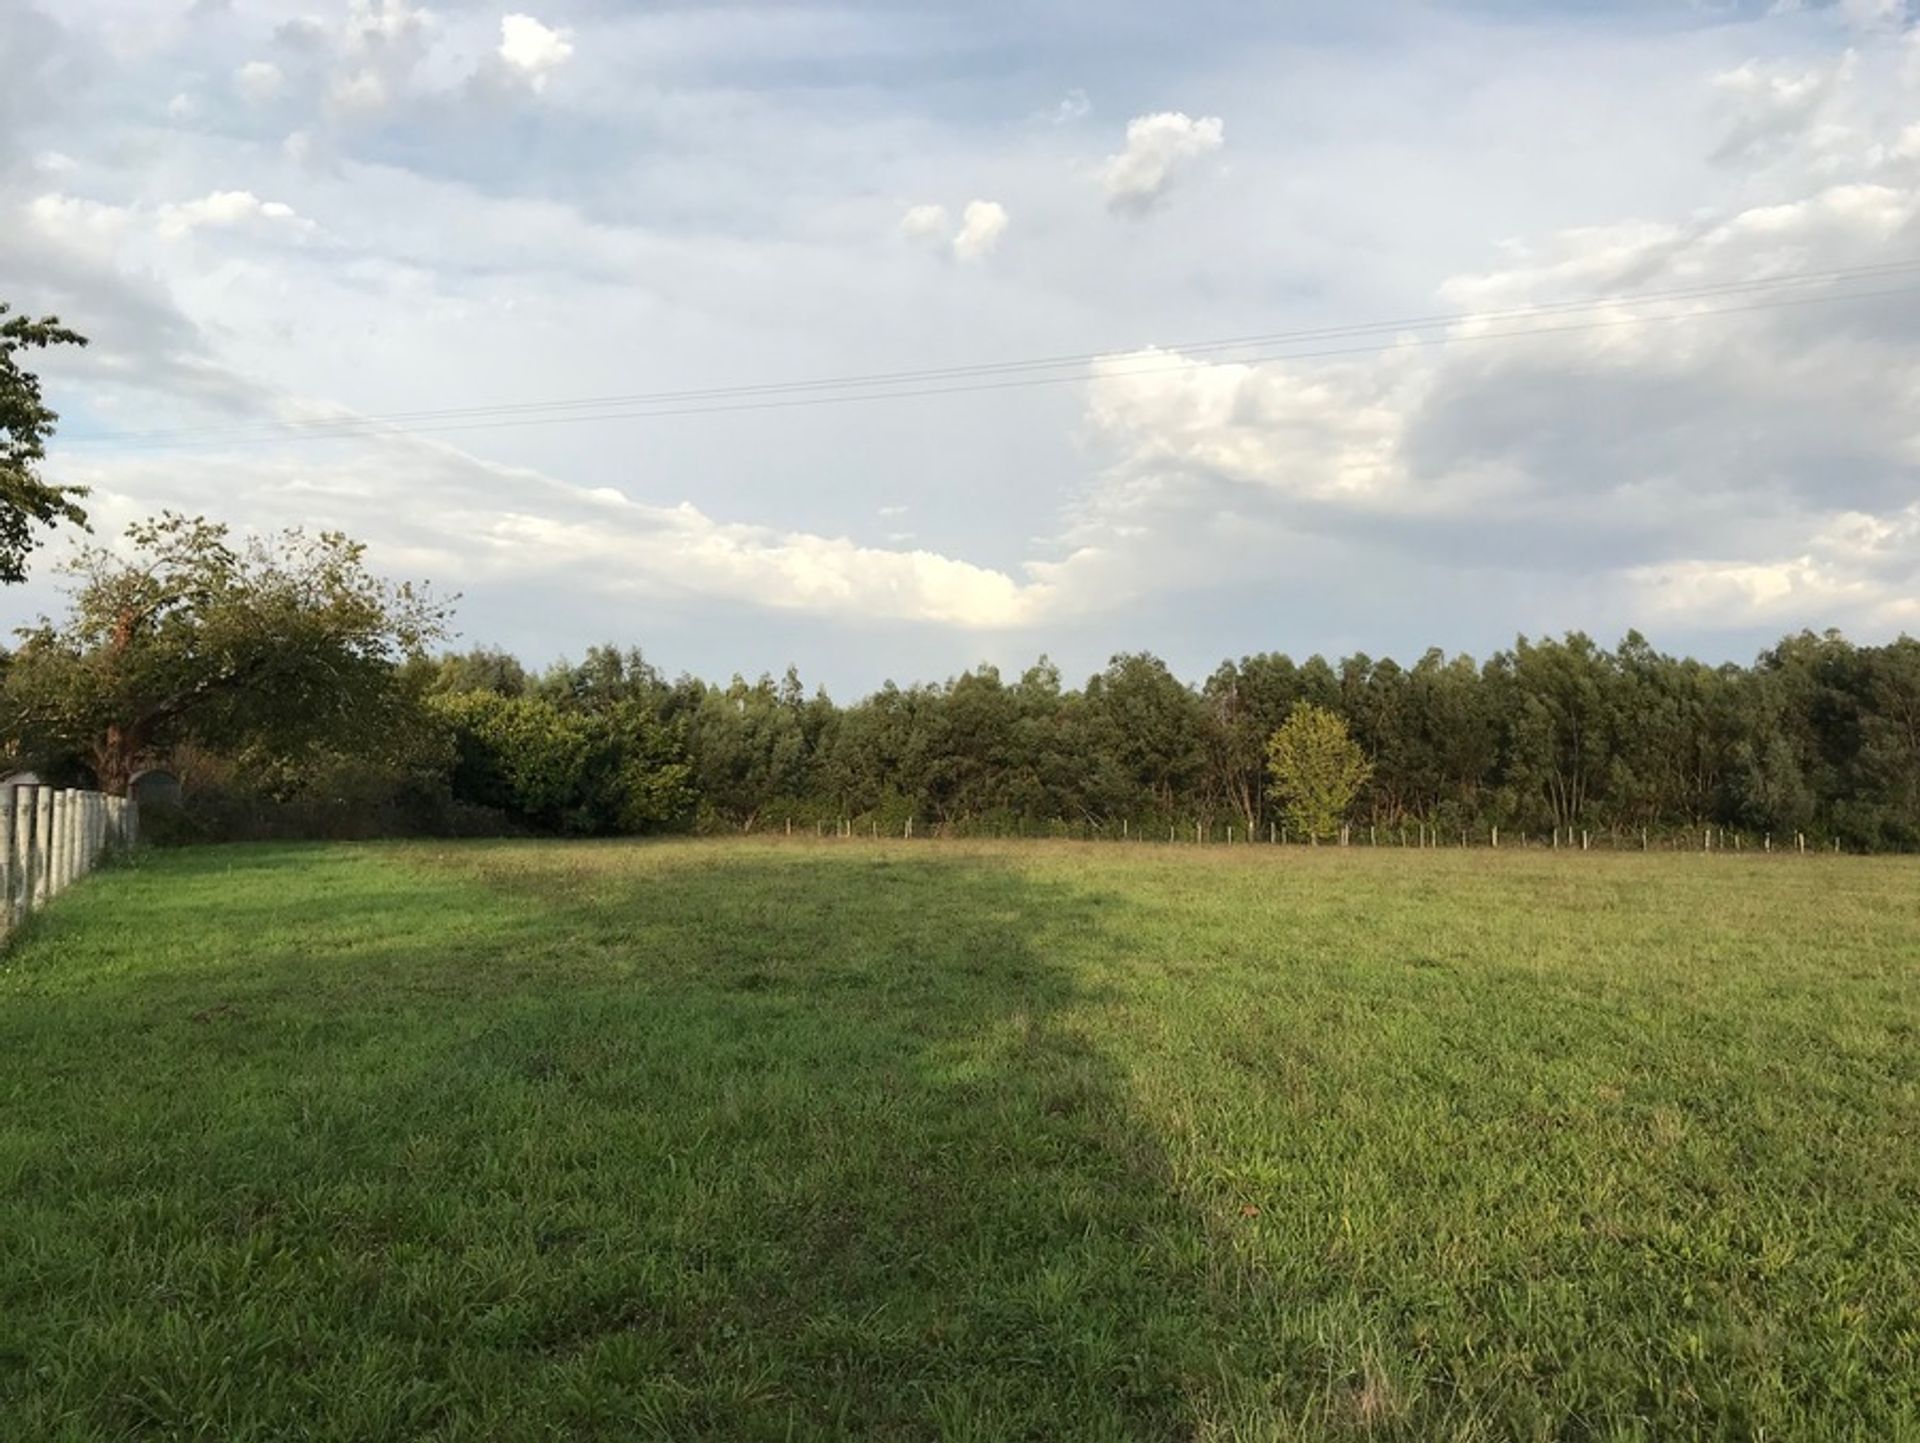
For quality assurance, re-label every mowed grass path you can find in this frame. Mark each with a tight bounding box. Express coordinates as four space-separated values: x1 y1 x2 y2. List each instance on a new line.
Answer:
1 840 1916 1441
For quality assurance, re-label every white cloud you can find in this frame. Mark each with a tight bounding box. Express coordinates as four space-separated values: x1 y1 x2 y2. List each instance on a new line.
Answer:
1099 111 1224 214
1049 88 1090 124
899 200 1009 261
234 60 285 104
1063 44 1920 634
1709 58 1842 163
166 92 197 122
155 190 312 240
283 129 320 167
1626 511 1920 627
951 199 1008 261
52 442 1054 630
25 193 136 256
327 0 434 117
898 202 949 244
497 13 574 92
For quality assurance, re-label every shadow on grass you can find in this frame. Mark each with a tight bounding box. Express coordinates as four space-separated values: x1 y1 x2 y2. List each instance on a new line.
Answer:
0 842 1240 1442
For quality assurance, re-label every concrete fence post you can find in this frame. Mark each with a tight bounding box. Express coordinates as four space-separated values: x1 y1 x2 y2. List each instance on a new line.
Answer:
0 789 14 928
53 790 66 893
68 788 82 885
11 790 27 921
20 787 36 916
43 790 57 898
33 788 51 908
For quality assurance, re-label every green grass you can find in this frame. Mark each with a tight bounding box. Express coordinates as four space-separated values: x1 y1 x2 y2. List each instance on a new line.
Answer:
2 838 1917 1441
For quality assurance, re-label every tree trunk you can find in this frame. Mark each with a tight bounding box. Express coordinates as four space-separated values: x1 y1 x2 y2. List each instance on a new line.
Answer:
91 723 140 798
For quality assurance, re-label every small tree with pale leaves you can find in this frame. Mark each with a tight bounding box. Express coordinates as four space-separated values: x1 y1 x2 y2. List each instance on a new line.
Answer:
1266 702 1371 841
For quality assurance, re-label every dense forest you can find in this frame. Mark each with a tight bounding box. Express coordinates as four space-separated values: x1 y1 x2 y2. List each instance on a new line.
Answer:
396 629 1920 849
3 516 1918 849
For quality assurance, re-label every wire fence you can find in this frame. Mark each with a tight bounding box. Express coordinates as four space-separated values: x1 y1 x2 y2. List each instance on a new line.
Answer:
782 816 1853 854
1 787 139 940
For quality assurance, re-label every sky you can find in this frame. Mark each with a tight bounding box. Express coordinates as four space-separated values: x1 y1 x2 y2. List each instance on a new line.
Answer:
2 0 1919 695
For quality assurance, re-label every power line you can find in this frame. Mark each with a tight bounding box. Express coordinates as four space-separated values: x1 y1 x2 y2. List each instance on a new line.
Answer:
65 259 1920 451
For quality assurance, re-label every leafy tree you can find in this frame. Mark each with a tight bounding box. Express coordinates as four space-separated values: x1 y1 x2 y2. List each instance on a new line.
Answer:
1266 702 1372 840
1082 653 1206 820
424 646 530 698
3 513 449 794
1 304 89 583
1491 634 1618 831
684 673 813 830
436 690 693 834
538 644 667 713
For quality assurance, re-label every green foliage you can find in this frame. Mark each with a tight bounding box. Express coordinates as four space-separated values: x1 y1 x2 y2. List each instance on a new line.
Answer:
419 646 530 698
1265 701 1373 839
2 513 449 794
0 303 89 584
435 690 693 835
4 841 1917 1438
679 670 813 831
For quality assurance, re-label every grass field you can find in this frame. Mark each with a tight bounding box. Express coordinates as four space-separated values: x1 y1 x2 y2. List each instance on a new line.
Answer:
1 838 1916 1441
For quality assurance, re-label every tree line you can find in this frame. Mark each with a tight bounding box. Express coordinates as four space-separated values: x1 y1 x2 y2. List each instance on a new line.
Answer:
3 514 1918 850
